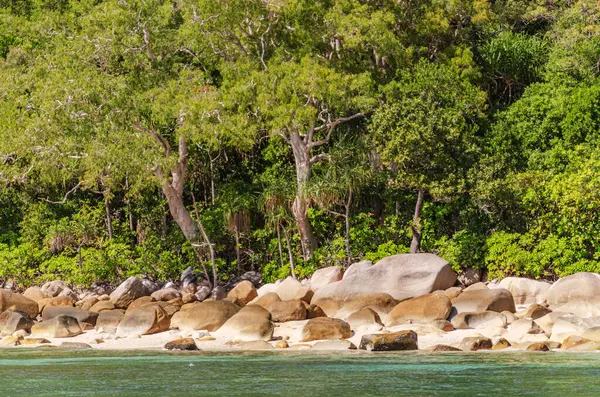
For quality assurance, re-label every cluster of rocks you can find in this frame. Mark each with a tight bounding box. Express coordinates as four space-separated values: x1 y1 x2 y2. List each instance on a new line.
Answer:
2 254 600 352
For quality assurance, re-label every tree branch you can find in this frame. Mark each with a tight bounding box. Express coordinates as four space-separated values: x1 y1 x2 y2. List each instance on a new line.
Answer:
44 181 83 204
308 112 368 148
309 153 328 165
133 122 171 157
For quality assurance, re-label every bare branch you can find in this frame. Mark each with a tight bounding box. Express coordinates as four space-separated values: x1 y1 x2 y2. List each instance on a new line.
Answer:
309 153 328 165
142 25 156 63
308 112 368 148
44 181 83 204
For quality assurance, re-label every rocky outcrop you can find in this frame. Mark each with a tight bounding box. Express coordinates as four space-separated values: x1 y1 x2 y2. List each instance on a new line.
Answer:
300 318 352 342
116 304 170 336
269 300 307 322
170 300 240 331
497 277 551 305
0 311 33 336
310 266 343 290
109 277 150 309
215 305 274 341
0 290 39 318
226 281 258 306
452 288 516 313
164 338 199 351
31 315 82 338
387 293 451 326
359 330 418 351
312 254 456 317
451 311 507 329
547 273 600 306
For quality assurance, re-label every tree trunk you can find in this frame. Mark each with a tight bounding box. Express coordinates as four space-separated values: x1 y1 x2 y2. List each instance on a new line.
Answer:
290 133 318 260
162 185 199 242
276 224 285 268
282 227 297 279
104 193 113 240
344 187 353 266
410 189 425 254
192 191 217 288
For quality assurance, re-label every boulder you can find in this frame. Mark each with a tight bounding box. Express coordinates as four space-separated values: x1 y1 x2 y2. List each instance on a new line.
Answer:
553 300 600 318
292 287 314 304
170 300 240 331
80 297 99 311
226 281 258 306
463 282 487 291
126 296 156 313
526 342 551 351
312 340 356 350
238 340 275 350
451 311 507 330
182 293 197 304
582 326 600 342
312 254 456 317
95 309 125 333
211 286 227 300
300 318 352 342
459 336 492 351
151 288 182 302
251 293 281 310
492 338 511 350
164 338 199 351
0 311 33 335
547 273 600 306
452 288 516 313
310 267 343 290
457 268 482 287
41 296 75 310
497 277 551 305
342 260 372 280
320 293 397 319
141 279 160 295
502 311 517 325
180 266 198 287
306 303 326 319
427 320 455 332
31 315 82 338
195 286 211 302
23 287 47 302
269 300 307 322
256 283 277 297
40 281 70 298
116 304 170 336
42 307 99 326
346 308 383 333
275 277 304 301
89 300 115 313
215 305 274 342
109 277 150 309
523 304 552 320
561 335 590 350
430 344 462 352
387 293 451 326
0 290 39 318
359 330 418 351
442 287 463 300
238 271 262 288
505 319 545 342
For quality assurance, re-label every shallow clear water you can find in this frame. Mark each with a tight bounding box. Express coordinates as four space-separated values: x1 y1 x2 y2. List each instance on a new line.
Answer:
0 349 599 396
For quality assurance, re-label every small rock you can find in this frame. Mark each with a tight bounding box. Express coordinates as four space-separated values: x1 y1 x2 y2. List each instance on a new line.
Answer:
164 338 199 351
492 338 511 350
430 344 462 352
359 330 418 351
459 336 492 351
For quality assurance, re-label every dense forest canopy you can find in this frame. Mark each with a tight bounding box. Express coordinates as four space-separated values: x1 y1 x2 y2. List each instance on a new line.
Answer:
0 0 599 287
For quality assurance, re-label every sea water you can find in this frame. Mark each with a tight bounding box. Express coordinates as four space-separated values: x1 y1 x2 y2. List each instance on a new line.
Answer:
0 349 599 396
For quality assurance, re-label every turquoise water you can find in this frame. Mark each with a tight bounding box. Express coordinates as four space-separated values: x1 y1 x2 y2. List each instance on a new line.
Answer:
0 349 599 396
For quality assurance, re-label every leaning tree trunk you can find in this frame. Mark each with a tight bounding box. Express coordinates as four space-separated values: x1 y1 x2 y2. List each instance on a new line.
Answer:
410 189 425 254
290 133 318 260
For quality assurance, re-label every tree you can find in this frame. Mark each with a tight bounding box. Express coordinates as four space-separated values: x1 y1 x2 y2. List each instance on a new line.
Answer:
371 60 487 253
254 56 376 260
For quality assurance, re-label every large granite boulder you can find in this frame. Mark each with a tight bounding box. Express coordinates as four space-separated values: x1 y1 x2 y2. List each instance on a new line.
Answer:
170 300 240 331
343 261 372 280
312 254 456 317
89 300 115 313
452 288 516 313
300 318 352 342
269 300 307 322
451 311 507 330
42 307 99 326
0 290 39 318
214 305 274 342
251 292 281 310
346 308 383 333
40 281 70 298
334 293 398 319
31 315 82 338
387 293 451 326
310 267 343 290
40 296 75 311
116 304 170 336
95 309 125 333
23 287 47 302
496 277 551 305
110 277 150 309
151 288 182 302
226 281 258 306
275 277 305 301
0 311 34 336
547 273 600 306
359 330 418 351
459 336 492 351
